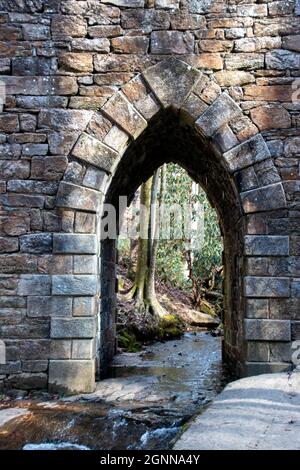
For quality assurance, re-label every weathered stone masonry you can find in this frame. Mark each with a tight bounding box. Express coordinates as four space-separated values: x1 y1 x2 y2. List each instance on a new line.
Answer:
0 0 299 394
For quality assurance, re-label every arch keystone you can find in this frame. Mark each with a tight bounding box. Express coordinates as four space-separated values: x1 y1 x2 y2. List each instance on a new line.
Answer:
142 57 201 109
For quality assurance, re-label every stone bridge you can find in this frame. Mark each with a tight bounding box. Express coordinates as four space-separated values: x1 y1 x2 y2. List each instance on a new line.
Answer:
0 0 299 394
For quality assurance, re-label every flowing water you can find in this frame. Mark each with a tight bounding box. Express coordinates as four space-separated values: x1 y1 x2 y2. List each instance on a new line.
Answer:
0 332 232 450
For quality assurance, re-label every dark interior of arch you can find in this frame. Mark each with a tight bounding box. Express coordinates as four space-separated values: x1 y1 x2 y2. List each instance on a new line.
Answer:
99 108 246 379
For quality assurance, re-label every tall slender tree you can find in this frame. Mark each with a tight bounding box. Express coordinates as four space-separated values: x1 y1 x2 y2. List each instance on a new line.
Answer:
124 167 167 318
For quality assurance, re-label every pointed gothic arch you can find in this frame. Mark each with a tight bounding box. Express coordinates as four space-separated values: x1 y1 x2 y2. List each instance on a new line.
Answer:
44 58 291 394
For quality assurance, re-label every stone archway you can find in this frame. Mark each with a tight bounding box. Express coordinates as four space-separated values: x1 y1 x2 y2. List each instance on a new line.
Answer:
42 58 293 394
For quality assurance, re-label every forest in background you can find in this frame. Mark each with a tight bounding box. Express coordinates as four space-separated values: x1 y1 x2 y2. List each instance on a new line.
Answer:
117 163 224 351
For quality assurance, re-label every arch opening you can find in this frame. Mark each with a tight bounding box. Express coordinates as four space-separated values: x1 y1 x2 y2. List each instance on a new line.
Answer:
99 107 245 379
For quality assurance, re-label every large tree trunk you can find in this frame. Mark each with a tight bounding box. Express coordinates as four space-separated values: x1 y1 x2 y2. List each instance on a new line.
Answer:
127 190 139 279
120 167 183 343
145 166 166 317
125 177 152 311
124 168 167 318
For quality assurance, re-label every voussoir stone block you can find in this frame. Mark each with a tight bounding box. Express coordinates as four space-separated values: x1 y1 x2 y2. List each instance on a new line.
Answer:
223 134 271 173
56 181 102 213
236 159 280 193
72 133 120 174
181 93 209 125
244 276 290 298
122 74 161 121
52 275 97 296
51 317 96 339
48 359 95 394
143 57 201 109
53 234 97 254
212 125 238 153
195 93 241 138
102 91 147 139
244 235 289 256
241 182 286 213
245 319 291 341
83 166 108 192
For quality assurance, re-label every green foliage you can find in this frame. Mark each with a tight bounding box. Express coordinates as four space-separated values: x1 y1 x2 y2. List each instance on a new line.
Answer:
156 241 186 286
118 238 131 266
191 198 222 283
118 163 223 291
118 330 141 352
118 238 136 280
156 163 223 290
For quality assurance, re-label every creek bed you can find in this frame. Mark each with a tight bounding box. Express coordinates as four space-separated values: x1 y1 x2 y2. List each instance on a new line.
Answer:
0 332 231 450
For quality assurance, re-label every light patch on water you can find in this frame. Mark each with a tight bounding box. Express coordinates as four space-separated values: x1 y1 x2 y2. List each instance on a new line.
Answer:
63 417 77 432
112 418 128 439
23 442 90 451
37 402 60 409
139 427 179 449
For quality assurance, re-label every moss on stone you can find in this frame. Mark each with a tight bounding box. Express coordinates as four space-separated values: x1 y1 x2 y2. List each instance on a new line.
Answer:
157 314 184 340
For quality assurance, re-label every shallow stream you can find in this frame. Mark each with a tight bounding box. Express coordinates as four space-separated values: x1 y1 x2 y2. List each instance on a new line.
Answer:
0 332 231 450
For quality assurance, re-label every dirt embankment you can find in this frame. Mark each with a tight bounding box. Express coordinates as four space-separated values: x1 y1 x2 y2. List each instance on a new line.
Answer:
117 265 223 352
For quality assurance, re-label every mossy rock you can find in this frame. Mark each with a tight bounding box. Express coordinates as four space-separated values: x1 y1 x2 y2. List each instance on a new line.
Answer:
199 299 217 317
157 314 184 340
118 276 126 291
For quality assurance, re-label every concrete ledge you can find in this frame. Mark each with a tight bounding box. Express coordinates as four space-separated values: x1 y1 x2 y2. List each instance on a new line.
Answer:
174 370 300 450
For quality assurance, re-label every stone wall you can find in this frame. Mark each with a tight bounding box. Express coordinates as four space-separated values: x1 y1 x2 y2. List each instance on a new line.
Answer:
0 0 299 394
